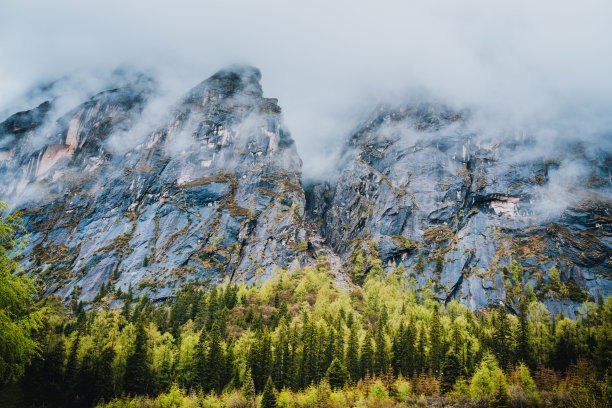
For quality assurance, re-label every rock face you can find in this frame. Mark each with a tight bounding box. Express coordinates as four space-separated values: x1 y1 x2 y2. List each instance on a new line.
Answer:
1 66 610 312
1 66 306 302
307 104 611 314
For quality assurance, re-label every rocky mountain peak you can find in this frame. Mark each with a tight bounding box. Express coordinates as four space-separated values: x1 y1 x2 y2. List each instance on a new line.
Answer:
0 66 609 315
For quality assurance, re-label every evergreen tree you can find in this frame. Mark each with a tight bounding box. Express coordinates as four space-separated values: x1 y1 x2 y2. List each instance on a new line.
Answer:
300 320 319 387
493 307 511 369
516 300 531 367
326 358 349 389
196 327 208 388
95 344 116 403
64 328 82 402
360 329 374 378
374 319 388 375
260 376 277 408
207 286 219 330
124 319 150 395
346 324 360 382
429 306 443 375
440 351 461 394
206 321 224 393
242 368 256 408
490 372 510 408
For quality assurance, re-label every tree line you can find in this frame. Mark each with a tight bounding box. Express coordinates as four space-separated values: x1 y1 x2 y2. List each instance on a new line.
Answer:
5 263 609 407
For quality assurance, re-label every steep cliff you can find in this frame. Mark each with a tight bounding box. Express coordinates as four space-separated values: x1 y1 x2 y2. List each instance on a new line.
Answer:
1 66 307 302
1 66 610 313
307 104 611 313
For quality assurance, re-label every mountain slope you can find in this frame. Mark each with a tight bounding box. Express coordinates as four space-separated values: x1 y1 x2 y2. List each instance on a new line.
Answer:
308 104 611 313
1 66 610 312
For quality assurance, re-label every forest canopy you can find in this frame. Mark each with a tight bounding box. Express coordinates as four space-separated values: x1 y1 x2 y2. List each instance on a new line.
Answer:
1 254 610 407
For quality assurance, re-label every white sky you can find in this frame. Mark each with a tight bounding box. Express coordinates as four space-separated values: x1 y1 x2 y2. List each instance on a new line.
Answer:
1 0 611 179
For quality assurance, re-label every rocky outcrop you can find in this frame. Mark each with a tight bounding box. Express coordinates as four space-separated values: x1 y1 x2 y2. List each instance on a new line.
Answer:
1 67 610 313
307 103 611 314
1 66 307 302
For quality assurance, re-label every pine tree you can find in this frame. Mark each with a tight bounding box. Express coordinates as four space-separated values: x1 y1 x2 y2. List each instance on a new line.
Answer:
360 329 374 378
440 351 461 394
490 372 510 408
494 307 511 369
516 300 531 367
124 318 150 395
95 344 116 402
64 328 82 402
207 286 219 331
206 321 224 393
326 358 349 389
196 328 208 388
300 320 319 387
242 368 256 408
429 306 443 375
352 252 366 285
346 324 360 382
374 319 388 375
260 376 277 408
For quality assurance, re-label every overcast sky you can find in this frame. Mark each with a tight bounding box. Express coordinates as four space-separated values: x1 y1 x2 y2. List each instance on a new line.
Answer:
1 0 611 178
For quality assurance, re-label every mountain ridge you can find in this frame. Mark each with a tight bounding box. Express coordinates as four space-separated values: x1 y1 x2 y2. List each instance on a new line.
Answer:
1 65 610 315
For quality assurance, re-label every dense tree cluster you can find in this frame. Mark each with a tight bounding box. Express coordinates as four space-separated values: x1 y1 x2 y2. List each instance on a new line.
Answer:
1 261 609 407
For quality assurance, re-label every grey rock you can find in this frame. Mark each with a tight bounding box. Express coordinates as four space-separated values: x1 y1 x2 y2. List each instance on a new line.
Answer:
1 68 610 313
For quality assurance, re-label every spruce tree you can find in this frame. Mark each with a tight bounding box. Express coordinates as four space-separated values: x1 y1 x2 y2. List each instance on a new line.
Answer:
64 328 82 402
207 321 224 393
494 307 511 369
207 286 219 330
360 329 374 378
490 372 510 408
326 358 349 389
516 300 531 367
440 351 461 394
346 324 360 382
95 344 116 403
374 320 388 375
124 318 150 395
429 306 442 375
196 328 208 389
242 368 256 408
260 376 277 408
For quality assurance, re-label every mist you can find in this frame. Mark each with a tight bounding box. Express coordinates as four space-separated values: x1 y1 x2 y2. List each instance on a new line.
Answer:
1 0 612 180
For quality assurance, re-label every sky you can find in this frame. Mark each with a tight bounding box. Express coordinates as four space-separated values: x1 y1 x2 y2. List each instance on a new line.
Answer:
1 0 612 179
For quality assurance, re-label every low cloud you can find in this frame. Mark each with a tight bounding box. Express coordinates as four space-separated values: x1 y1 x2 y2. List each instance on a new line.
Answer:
1 0 611 181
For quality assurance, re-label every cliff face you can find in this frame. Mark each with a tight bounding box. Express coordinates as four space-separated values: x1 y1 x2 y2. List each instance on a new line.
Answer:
306 104 611 313
1 66 610 312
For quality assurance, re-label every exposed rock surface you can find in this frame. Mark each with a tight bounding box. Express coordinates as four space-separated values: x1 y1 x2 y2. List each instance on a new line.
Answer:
307 104 611 314
1 66 610 313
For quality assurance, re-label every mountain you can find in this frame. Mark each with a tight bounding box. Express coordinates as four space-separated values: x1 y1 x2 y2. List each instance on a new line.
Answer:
1 65 610 313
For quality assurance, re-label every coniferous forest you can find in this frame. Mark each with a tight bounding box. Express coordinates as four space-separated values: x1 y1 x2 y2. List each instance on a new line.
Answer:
1 207 611 408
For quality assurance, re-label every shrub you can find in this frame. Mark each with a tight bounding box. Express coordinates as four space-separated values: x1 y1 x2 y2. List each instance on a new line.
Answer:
394 379 412 402
369 380 388 400
471 353 502 397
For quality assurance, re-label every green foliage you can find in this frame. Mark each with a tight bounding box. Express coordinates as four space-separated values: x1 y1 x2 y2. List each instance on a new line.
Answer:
489 372 510 408
242 368 256 408
0 201 45 384
470 353 502 397
0 238 607 407
325 358 348 389
369 380 388 400
260 377 277 408
441 351 462 393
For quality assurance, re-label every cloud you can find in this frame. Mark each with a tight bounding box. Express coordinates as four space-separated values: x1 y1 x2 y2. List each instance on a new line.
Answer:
1 0 611 179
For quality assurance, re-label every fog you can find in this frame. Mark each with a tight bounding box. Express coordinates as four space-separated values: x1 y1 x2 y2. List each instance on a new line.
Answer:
1 0 611 180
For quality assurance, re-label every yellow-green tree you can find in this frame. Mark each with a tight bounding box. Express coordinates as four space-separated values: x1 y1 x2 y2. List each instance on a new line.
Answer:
0 200 45 384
